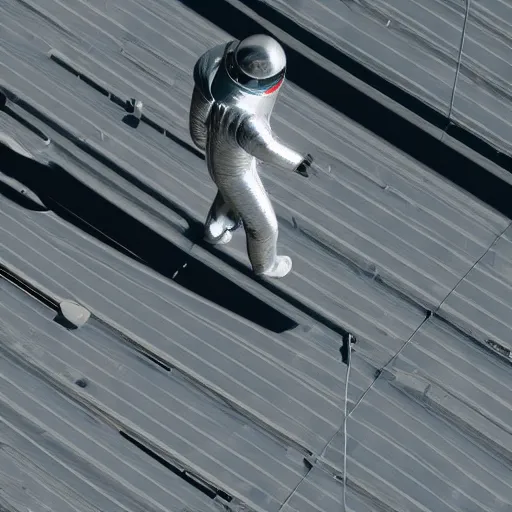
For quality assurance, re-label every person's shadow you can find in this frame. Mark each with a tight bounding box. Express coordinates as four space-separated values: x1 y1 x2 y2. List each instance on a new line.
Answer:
0 142 297 333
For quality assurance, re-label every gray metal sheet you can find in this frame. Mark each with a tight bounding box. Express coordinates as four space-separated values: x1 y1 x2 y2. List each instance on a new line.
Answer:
0 0 505 314
1 0 511 510
0 191 357 457
441 222 512 355
0 0 505 444
0 277 310 512
280 467 376 512
260 0 512 160
0 0 505 339
0 290 221 512
452 0 512 157
260 0 463 116
321 317 512 511
254 82 506 308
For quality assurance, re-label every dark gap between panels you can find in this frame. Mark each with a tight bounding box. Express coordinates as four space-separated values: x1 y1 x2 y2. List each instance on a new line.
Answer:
119 430 233 503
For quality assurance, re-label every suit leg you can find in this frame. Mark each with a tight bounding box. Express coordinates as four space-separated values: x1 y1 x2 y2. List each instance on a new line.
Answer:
215 162 279 274
204 190 241 244
243 169 279 275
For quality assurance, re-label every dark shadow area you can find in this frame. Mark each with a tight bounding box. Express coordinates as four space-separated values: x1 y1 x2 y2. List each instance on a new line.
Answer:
122 114 140 129
0 92 51 143
446 123 511 170
178 0 512 219
0 143 297 333
0 178 47 212
119 431 233 502
53 312 81 330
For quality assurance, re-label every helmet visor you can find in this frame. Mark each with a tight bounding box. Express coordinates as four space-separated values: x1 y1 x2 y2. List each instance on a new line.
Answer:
226 50 285 94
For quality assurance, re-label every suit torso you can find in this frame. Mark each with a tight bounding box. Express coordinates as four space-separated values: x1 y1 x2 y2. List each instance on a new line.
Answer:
193 41 280 178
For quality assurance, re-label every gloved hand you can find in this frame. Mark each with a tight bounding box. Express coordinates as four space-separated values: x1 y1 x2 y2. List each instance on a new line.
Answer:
294 153 314 177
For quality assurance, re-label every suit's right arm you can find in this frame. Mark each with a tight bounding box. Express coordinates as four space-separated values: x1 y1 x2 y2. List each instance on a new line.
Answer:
236 115 305 171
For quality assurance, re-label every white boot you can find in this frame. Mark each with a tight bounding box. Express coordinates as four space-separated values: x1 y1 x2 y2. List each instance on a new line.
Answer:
215 230 232 245
261 255 292 279
204 222 233 245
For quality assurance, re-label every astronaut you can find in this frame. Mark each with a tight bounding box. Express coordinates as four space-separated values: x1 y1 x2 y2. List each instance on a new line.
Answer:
189 34 313 279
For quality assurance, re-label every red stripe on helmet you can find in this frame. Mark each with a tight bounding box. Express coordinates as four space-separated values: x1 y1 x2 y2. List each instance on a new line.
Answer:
264 78 283 95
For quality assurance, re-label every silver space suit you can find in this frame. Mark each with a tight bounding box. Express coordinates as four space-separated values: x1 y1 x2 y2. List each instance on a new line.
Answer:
189 34 313 279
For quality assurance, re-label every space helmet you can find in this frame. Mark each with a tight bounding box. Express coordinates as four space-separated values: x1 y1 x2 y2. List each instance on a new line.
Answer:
225 34 287 95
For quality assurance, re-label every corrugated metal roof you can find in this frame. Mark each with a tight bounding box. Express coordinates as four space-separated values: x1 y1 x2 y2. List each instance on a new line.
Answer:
0 281 221 512
321 317 512 511
441 224 512 356
0 0 511 510
260 0 512 161
453 0 512 159
261 0 463 116
0 277 312 512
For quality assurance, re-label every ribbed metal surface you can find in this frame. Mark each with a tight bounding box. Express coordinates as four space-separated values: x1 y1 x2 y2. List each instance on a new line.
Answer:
0 0 505 364
0 194 356 457
261 0 463 115
263 0 512 159
441 223 512 356
322 317 512 511
0 277 309 512
453 0 512 157
281 467 376 512
0 284 221 512
0 0 511 511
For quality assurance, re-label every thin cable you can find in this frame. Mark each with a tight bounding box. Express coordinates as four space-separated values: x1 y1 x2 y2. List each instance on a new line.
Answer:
446 0 472 130
342 341 352 512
